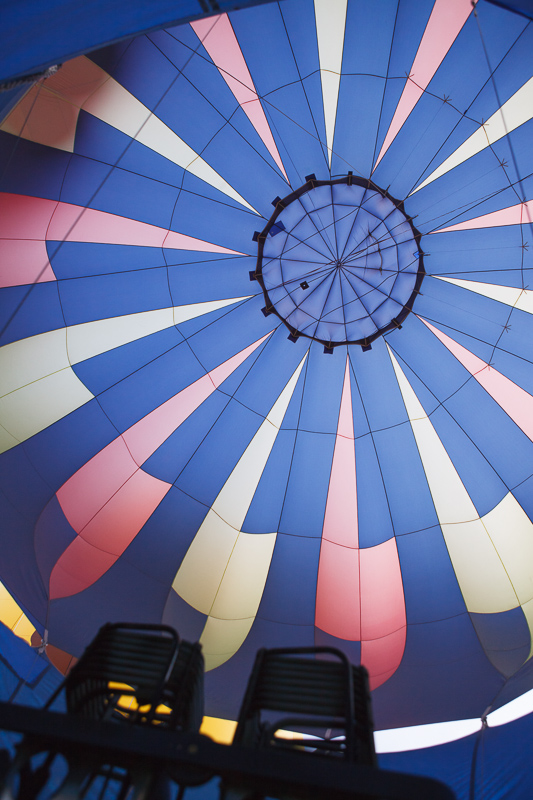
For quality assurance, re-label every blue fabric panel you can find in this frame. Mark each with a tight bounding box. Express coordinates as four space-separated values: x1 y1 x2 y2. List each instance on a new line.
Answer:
397 527 469 624
428 404 507 515
144 392 232 484
278 431 334 538
58 268 172 326
47 554 173 657
382 712 533 800
0 133 69 199
108 486 209 585
50 242 168 279
257 532 320 625
0 283 64 345
243 428 298 533
314 627 361 665
21 399 119 490
94 338 209 431
0 0 276 80
34 496 77 590
0 494 49 629
72 327 185 398
175 400 268 507
372 423 440 536
372 614 504 728
470 607 531 677
0 623 47 684
59 154 179 228
354 432 395 549
162 590 207 643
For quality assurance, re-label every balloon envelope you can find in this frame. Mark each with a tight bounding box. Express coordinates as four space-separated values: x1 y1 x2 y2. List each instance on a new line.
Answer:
1 0 533 730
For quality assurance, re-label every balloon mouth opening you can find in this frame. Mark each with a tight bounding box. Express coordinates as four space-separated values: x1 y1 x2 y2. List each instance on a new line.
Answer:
251 174 425 350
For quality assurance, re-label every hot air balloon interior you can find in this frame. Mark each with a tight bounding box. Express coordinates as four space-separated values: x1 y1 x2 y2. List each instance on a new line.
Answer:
1 0 533 796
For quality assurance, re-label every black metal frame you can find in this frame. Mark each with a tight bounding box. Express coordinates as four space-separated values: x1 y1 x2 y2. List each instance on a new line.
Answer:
0 702 456 800
251 173 425 350
233 646 376 767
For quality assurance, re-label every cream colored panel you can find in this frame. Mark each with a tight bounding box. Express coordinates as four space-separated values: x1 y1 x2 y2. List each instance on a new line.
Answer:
441 519 517 613
200 616 255 670
0 368 93 449
67 308 175 364
211 531 277 619
437 277 533 315
483 493 533 606
315 0 347 164
388 348 519 614
172 512 238 614
412 77 533 193
174 356 306 616
0 424 19 452
210 356 305 528
83 75 256 213
0 328 69 396
67 298 249 364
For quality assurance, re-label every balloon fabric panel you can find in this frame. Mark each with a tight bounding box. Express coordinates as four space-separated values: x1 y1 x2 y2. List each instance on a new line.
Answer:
1 0 533 732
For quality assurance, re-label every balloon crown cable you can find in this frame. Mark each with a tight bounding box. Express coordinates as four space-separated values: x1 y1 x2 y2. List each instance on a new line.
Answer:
254 175 425 350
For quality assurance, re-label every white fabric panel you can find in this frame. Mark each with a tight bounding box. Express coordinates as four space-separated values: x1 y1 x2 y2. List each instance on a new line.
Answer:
315 0 347 165
200 617 256 670
0 301 248 452
173 356 306 662
67 298 249 364
437 277 533 314
0 329 69 396
210 531 277 619
389 348 520 614
0 369 93 451
483 493 533 607
207 355 306 529
172 511 239 615
0 424 20 453
412 77 533 193
83 70 257 213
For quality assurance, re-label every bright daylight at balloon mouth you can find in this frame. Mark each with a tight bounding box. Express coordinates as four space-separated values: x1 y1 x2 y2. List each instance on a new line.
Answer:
0 0 533 798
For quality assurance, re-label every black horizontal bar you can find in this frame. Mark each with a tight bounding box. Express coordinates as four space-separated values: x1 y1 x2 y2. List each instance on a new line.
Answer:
0 702 455 800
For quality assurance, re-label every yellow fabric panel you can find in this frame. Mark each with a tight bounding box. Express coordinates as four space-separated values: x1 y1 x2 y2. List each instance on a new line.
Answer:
210 531 277 620
200 716 237 744
484 493 533 606
389 348 520 614
0 583 36 645
200 616 255 670
0 368 93 451
173 512 238 614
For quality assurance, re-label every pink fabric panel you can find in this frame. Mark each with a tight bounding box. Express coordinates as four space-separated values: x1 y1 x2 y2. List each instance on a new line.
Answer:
422 319 533 441
0 240 55 287
58 334 270 530
315 540 361 640
191 15 288 180
360 537 406 640
322 360 358 548
375 0 472 166
362 627 407 690
209 333 270 388
433 200 533 233
57 437 138 533
124 334 270 464
52 470 170 599
47 202 241 253
0 193 56 239
49 536 117 600
71 468 170 554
